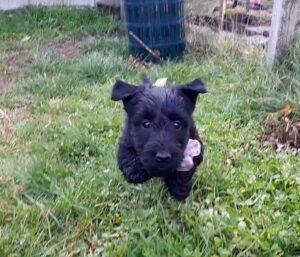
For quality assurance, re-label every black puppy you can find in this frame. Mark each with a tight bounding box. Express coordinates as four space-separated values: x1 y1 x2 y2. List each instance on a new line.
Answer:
111 77 206 200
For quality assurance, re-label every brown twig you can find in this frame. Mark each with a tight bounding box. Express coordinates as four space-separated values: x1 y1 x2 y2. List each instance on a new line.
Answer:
129 31 161 61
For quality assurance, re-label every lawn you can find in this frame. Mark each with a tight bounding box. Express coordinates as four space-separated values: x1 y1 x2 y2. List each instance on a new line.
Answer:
0 6 300 257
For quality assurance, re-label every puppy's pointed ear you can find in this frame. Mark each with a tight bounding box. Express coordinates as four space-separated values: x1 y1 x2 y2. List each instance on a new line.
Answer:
111 80 137 101
181 79 207 97
179 79 207 113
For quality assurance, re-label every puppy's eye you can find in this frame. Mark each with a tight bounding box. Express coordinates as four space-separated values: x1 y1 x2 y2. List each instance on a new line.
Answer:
173 120 182 129
142 120 151 128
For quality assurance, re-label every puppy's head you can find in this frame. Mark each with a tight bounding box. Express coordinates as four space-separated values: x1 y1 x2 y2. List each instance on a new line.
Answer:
112 76 207 176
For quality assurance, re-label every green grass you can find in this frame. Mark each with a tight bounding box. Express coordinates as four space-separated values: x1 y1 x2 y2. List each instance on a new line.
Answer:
0 6 117 42
1 6 300 257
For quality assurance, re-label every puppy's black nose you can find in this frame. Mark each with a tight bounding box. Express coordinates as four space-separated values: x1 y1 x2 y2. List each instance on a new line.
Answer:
156 152 171 162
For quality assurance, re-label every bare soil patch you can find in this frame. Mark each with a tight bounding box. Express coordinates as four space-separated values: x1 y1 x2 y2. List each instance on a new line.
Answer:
47 41 78 60
5 52 29 73
0 99 34 140
0 76 13 93
0 52 29 92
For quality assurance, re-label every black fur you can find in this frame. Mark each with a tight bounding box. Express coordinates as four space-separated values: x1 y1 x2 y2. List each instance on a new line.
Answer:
111 77 206 200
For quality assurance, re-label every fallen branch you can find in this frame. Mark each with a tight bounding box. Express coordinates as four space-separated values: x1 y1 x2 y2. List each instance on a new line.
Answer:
129 31 161 61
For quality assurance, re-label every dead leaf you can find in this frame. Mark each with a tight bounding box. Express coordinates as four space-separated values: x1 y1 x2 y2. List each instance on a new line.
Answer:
154 77 168 87
89 243 97 253
128 55 151 71
239 143 251 154
282 105 292 117
67 243 74 256
226 158 235 167
21 36 30 42
114 214 122 226
261 113 300 152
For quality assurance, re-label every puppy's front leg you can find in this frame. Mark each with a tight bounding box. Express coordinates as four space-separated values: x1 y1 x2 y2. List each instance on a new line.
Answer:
164 170 195 200
118 144 151 184
166 137 204 200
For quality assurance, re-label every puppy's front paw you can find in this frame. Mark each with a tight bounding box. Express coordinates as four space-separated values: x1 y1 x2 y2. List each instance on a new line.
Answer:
164 172 194 201
123 168 150 184
120 158 151 184
167 180 193 201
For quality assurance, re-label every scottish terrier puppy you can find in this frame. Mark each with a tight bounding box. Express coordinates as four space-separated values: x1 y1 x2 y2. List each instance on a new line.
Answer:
111 76 206 200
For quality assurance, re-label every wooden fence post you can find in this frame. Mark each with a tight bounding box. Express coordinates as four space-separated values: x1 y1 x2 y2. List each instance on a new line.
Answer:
267 0 300 69
120 0 125 23
219 0 227 32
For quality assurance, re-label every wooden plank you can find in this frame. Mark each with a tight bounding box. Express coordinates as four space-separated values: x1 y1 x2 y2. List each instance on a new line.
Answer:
267 0 299 69
96 0 119 8
0 0 95 10
29 0 64 5
0 0 28 10
63 0 94 6
219 0 227 31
